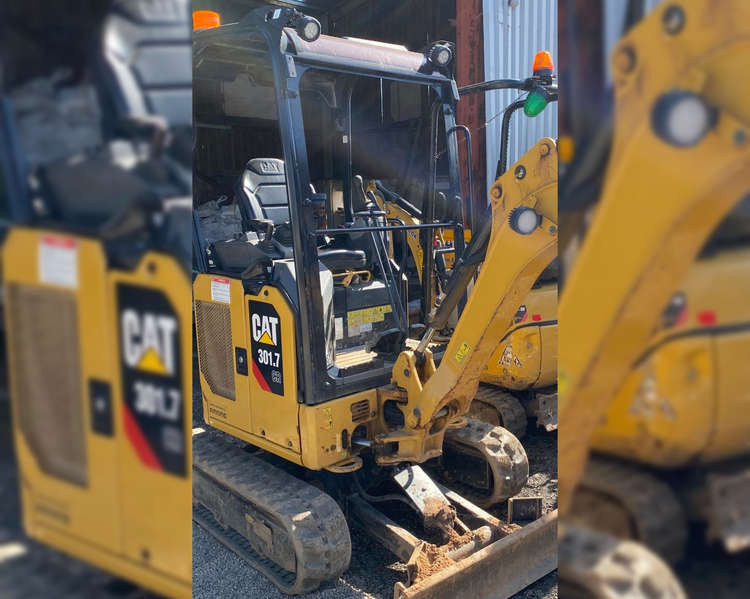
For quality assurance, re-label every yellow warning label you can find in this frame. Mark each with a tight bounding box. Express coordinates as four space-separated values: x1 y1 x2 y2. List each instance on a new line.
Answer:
136 347 168 375
347 304 392 328
455 342 471 364
320 407 333 430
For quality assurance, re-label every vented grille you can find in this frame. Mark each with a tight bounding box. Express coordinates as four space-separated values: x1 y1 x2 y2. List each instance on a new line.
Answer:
350 399 370 423
6 284 86 487
195 300 235 400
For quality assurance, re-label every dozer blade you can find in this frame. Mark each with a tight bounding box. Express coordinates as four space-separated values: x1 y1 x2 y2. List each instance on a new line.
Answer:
394 510 557 599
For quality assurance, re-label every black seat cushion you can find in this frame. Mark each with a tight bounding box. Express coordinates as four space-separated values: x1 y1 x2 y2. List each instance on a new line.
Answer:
39 154 158 229
319 248 367 272
212 237 271 276
235 158 289 225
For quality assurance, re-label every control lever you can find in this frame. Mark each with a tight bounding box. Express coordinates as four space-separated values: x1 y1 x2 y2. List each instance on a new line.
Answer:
248 218 275 252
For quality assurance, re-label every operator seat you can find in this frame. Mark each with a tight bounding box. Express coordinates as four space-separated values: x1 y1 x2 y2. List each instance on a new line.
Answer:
34 0 192 271
95 0 192 132
232 158 367 273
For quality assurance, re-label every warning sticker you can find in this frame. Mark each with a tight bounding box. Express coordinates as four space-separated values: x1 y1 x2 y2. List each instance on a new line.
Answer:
347 304 392 329
335 317 344 341
455 342 471 364
39 235 77 288
211 277 230 304
249 300 284 395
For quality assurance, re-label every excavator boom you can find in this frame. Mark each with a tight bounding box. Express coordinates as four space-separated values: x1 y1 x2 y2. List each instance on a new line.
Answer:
377 138 558 465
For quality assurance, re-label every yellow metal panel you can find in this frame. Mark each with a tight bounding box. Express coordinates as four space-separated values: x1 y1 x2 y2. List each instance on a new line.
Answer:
482 282 557 389
482 327 541 389
705 331 750 461
245 286 301 453
591 336 714 467
299 390 378 470
194 275 249 432
109 252 192 587
194 274 304 461
538 322 558 388
3 228 121 555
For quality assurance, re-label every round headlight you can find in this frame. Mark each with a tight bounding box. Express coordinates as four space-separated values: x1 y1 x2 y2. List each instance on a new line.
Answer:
509 207 540 235
652 90 717 147
429 43 453 67
296 15 321 42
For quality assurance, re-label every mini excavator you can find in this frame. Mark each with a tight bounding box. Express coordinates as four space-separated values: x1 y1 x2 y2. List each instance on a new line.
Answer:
0 1 192 597
192 7 557 597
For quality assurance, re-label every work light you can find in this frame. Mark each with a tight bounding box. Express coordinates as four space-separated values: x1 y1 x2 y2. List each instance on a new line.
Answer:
509 207 541 235
296 15 321 42
652 90 717 147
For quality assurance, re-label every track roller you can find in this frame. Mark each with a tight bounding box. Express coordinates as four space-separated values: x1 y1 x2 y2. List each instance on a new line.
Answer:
570 456 688 564
440 417 529 508
469 384 528 439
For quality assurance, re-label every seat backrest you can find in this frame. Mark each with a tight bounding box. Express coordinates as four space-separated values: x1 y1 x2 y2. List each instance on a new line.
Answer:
236 158 290 225
96 0 192 127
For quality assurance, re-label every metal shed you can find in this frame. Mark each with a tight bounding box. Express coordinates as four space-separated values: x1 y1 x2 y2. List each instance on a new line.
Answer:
482 0 558 201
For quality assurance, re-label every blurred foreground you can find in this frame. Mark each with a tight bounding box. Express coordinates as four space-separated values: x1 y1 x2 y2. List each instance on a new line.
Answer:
558 1 750 597
0 1 192 597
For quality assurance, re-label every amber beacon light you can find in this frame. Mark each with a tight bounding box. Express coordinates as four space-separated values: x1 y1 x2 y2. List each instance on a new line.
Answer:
193 10 221 30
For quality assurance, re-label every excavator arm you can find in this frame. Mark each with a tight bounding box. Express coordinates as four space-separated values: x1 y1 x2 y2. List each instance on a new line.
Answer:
558 0 750 513
374 138 558 465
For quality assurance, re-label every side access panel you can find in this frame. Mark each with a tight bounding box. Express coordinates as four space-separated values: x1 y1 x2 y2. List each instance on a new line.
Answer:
194 274 302 462
111 252 192 587
3 229 121 554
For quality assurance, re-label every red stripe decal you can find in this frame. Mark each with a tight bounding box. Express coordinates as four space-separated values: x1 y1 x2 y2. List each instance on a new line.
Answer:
697 310 717 326
122 404 163 471
252 360 271 392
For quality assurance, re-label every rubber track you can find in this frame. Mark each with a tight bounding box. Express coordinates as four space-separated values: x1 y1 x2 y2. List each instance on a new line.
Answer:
469 384 528 439
193 431 351 594
579 456 688 564
559 526 686 599
442 418 529 508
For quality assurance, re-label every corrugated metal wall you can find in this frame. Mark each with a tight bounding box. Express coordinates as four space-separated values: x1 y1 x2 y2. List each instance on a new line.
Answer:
482 0 557 196
603 0 663 81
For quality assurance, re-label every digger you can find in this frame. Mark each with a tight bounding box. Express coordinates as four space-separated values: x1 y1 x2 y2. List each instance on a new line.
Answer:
557 0 750 595
192 7 556 596
0 1 192 597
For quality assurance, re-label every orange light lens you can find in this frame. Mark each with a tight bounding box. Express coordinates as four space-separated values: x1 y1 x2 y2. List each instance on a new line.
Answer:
532 50 555 74
193 10 221 30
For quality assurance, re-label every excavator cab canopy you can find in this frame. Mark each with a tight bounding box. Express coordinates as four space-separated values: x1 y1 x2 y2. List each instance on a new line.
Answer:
193 7 465 404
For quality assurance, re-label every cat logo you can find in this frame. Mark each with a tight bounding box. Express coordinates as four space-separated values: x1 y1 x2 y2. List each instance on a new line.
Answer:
252 313 279 346
121 310 178 376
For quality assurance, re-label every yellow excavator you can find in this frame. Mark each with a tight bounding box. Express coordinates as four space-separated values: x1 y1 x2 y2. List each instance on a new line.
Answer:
0 1 192 597
557 0 750 595
192 7 556 597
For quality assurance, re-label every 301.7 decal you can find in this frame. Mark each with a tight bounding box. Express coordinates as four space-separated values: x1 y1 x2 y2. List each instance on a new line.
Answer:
249 300 284 395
